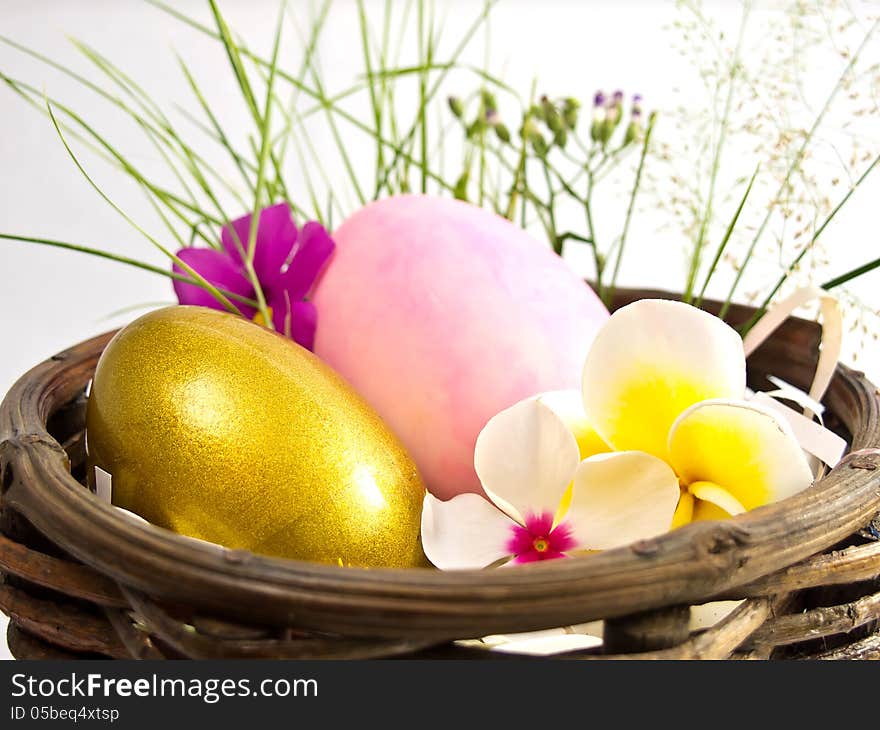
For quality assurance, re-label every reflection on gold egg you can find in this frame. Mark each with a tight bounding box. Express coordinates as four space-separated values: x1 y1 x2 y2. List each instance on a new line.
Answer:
86 305 427 568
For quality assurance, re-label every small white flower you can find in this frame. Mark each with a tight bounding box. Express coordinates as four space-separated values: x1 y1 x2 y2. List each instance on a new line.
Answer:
421 398 680 569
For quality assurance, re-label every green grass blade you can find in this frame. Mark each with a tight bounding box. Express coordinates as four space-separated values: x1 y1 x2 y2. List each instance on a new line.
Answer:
44 99 240 315
682 3 750 303
147 0 455 194
207 0 261 126
240 0 287 329
373 0 498 195
822 257 880 290
177 54 256 194
356 0 384 183
68 37 246 216
694 163 760 309
740 151 880 334
0 36 238 230
275 0 332 173
0 233 257 308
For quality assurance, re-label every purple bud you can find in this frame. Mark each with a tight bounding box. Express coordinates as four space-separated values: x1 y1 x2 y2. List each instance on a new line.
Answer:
631 93 643 119
593 91 606 107
612 90 624 103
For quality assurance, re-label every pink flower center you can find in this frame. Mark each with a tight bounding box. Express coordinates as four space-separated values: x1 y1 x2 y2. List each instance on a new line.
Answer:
506 511 577 564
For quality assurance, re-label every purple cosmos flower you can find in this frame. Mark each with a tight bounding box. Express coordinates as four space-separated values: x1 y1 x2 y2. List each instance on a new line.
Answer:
172 202 334 350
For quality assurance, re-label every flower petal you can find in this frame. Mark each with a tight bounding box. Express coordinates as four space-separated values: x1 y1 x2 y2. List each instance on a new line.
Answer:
688 481 746 517
420 493 516 570
536 390 611 460
477 629 604 656
670 491 694 529
474 398 580 523
690 601 742 630
582 299 746 460
692 499 734 522
669 492 696 530
536 390 611 522
221 202 298 284
565 451 680 550
668 399 814 510
172 248 255 317
279 221 336 300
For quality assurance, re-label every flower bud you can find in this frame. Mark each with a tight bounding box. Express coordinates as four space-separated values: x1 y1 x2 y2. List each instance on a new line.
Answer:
623 94 644 146
531 134 548 156
541 96 564 134
521 116 548 155
598 90 624 143
590 91 606 141
553 127 568 148
480 89 498 113
520 116 538 140
562 97 580 129
448 96 464 119
494 122 511 144
467 118 487 139
454 170 469 201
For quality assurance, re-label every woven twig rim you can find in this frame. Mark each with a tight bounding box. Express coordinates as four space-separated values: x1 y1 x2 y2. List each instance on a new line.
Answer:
1 292 878 641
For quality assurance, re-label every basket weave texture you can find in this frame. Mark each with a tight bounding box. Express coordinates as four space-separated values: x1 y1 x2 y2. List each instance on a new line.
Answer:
1 289 879 660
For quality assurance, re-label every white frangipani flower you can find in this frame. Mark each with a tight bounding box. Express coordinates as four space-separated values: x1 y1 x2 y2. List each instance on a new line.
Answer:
421 398 680 569
580 299 814 526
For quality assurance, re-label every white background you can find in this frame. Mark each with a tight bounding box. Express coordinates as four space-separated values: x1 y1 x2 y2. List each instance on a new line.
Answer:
1 0 878 659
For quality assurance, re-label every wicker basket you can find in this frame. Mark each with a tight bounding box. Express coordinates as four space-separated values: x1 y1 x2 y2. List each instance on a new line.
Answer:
1 288 878 660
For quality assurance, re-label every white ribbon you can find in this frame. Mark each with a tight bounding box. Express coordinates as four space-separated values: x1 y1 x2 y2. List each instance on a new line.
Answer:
741 285 846 469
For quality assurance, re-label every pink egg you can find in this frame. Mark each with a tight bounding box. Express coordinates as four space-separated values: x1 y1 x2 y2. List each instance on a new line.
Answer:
312 195 608 500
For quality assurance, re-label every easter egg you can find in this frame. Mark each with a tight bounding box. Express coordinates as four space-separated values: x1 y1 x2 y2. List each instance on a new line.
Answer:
85 305 427 568
312 195 609 500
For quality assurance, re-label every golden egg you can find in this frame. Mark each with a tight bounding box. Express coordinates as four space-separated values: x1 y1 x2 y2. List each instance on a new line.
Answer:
85 305 427 568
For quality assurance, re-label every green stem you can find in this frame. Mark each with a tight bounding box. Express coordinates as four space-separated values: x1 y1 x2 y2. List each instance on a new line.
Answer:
605 112 656 307
683 2 750 303
584 171 601 295
694 162 760 310
540 159 559 254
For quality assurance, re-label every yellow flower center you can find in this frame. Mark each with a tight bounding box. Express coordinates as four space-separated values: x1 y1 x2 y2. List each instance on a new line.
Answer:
533 538 549 553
